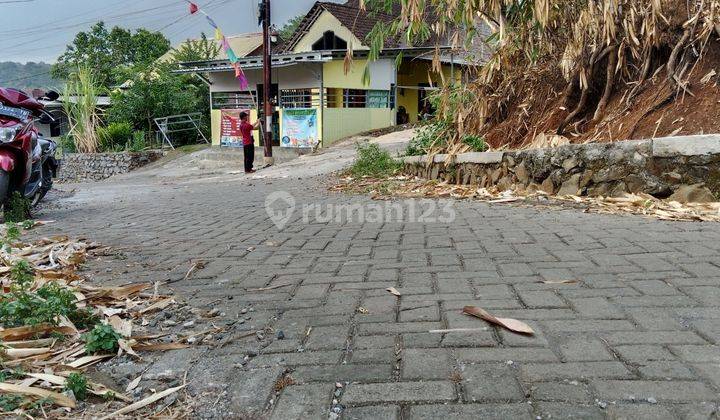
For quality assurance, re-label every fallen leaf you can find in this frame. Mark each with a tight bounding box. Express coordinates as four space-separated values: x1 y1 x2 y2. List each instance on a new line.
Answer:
109 315 133 337
118 339 140 358
386 287 401 296
3 338 55 348
701 69 716 83
99 384 185 419
67 354 113 368
2 347 52 360
463 306 534 335
489 197 521 203
0 324 75 341
539 280 578 284
135 297 175 315
0 383 76 408
126 375 142 392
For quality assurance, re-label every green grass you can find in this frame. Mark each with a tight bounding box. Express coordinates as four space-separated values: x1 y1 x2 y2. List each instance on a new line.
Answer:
4 192 31 223
349 143 401 177
462 134 487 152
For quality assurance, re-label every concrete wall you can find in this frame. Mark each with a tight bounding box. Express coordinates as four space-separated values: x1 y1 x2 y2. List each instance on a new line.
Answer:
323 108 394 146
402 135 720 200
59 150 164 183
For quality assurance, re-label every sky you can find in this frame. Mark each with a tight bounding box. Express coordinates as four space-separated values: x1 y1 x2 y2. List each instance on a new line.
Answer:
0 0 344 63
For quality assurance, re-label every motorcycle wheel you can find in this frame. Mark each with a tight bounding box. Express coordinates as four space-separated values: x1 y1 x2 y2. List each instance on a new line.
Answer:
32 165 52 207
0 169 9 206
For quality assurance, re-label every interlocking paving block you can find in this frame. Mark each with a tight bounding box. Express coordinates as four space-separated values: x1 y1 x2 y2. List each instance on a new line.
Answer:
342 381 456 404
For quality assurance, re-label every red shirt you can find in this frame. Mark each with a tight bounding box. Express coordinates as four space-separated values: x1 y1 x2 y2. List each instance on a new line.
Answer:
240 121 253 146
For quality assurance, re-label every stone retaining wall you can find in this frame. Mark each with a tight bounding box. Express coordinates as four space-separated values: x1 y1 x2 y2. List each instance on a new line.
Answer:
58 150 165 183
402 135 720 202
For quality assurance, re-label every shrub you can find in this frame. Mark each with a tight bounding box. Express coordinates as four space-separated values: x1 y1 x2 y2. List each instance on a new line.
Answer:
125 131 146 152
349 143 400 177
462 134 487 152
64 373 88 400
406 120 449 156
83 324 121 354
59 134 77 153
97 122 132 152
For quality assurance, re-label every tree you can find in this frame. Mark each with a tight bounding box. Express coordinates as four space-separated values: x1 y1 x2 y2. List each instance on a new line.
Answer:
167 33 221 64
107 72 208 141
52 22 171 90
279 15 304 43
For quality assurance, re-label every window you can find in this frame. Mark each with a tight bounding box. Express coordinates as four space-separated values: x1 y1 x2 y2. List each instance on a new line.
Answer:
280 89 317 108
312 31 347 51
343 89 366 108
212 92 256 110
367 90 390 108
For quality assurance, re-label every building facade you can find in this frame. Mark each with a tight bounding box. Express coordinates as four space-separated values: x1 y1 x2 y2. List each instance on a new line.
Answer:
177 1 466 149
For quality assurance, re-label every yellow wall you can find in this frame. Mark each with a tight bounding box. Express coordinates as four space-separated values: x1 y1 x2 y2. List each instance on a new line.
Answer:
323 58 395 90
324 59 368 90
397 60 455 124
293 10 366 53
211 109 260 146
322 108 394 146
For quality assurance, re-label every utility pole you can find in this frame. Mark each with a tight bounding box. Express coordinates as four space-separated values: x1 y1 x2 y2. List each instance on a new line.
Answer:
260 0 274 165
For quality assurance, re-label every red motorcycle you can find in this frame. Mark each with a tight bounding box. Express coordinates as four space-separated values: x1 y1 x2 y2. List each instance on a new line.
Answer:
0 87 59 209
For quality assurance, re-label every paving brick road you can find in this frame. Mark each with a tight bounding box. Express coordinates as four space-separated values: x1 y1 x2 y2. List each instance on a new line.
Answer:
35 159 720 419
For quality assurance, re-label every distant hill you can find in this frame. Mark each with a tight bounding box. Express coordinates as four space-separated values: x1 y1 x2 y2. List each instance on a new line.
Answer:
0 62 63 92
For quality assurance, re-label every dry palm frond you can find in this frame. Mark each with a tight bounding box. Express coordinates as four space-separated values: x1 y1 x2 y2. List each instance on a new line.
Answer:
369 0 720 151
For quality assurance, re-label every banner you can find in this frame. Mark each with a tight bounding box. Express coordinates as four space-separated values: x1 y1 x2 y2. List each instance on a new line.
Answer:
281 108 319 148
220 110 249 147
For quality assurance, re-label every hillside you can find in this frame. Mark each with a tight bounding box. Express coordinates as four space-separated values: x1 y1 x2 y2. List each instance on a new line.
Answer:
0 62 62 92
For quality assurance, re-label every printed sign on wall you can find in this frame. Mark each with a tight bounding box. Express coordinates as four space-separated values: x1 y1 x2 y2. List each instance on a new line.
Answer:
220 109 249 147
281 108 318 148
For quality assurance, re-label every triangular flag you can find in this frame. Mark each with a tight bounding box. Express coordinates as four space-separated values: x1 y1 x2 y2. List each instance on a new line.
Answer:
189 2 199 14
214 28 222 41
227 48 238 64
237 75 249 91
221 36 231 51
232 63 248 90
206 15 218 28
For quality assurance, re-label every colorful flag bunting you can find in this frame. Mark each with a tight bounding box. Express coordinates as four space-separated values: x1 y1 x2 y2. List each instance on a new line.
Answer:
186 3 249 92
205 15 218 28
234 63 249 90
227 48 238 64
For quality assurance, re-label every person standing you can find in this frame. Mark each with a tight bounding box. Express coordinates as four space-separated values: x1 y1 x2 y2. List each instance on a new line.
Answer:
239 111 260 173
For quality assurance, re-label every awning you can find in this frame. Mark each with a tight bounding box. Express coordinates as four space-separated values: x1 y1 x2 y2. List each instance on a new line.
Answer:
173 47 453 74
